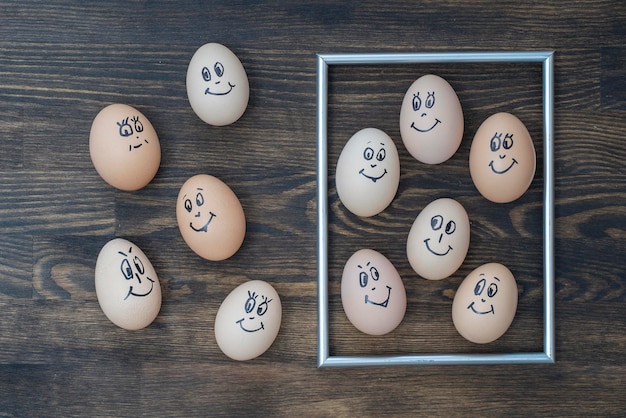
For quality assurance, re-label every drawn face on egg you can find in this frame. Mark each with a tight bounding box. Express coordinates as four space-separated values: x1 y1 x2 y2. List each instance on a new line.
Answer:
236 290 273 333
488 132 517 175
406 198 470 280
116 115 149 152
357 260 392 308
467 274 499 315
409 90 440 133
359 141 388 183
182 187 216 233
117 245 155 300
201 61 235 96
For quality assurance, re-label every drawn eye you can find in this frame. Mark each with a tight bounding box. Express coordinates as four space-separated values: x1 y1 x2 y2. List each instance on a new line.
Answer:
363 147 374 160
370 267 379 281
121 259 133 280
196 192 204 207
117 118 133 137
488 283 498 298
412 92 422 111
359 271 368 288
201 66 211 82
133 256 145 275
425 92 435 108
184 199 193 213
257 298 270 316
244 292 257 314
214 62 224 77
132 117 144 133
445 220 456 235
431 215 444 231
503 133 514 150
376 148 386 161
474 278 486 296
490 133 502 152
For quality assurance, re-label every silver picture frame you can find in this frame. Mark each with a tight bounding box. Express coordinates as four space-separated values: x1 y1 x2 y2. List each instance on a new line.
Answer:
317 51 555 367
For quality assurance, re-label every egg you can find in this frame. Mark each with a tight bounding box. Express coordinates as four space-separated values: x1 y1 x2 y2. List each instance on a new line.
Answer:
341 249 406 335
406 198 470 280
89 104 161 191
452 262 518 344
399 74 464 164
95 238 162 330
214 280 282 361
176 174 246 261
186 42 249 126
335 128 400 217
469 112 536 203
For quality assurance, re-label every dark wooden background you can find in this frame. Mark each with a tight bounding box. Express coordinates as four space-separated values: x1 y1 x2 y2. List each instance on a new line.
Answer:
1 1 625 416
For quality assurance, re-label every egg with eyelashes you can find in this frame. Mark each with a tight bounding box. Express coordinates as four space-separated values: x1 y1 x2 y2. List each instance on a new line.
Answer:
406 198 470 281
214 280 282 361
335 128 400 217
469 112 536 203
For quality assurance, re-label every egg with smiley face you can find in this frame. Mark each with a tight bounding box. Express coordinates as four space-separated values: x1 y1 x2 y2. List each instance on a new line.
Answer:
186 42 249 126
452 262 518 344
341 249 406 336
406 198 470 280
335 128 400 217
469 112 536 203
399 74 464 164
214 280 282 361
89 104 161 191
95 238 162 330
176 174 246 261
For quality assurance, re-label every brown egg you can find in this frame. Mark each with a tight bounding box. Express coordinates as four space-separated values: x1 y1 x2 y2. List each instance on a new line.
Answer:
89 104 161 191
452 263 518 344
469 112 536 203
176 174 246 261
341 249 406 335
95 238 162 330
399 74 464 164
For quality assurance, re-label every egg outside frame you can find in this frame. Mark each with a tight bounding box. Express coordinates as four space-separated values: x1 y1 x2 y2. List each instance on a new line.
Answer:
316 51 555 367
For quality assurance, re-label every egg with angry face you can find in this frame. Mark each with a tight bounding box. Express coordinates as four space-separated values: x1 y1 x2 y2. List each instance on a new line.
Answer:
469 112 536 203
406 198 470 280
214 280 282 361
399 74 464 164
452 263 518 344
341 249 406 336
335 128 400 217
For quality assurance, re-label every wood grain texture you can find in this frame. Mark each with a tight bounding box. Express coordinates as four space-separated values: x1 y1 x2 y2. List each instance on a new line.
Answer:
1 0 625 415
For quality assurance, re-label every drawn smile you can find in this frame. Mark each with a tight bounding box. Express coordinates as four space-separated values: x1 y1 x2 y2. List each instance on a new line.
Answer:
129 138 149 151
410 119 441 133
124 276 155 300
424 239 452 256
359 168 387 182
190 212 216 232
468 301 494 315
489 158 518 174
364 286 392 308
236 318 264 333
204 82 235 96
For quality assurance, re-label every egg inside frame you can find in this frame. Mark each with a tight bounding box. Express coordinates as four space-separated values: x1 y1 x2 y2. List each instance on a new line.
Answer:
317 51 554 367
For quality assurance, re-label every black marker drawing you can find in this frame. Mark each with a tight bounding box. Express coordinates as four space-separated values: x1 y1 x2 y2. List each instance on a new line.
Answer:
410 91 441 132
358 141 388 182
489 132 518 174
357 261 391 308
184 188 217 232
118 247 155 300
202 61 236 96
424 214 456 256
116 115 149 151
236 290 272 333
467 274 499 315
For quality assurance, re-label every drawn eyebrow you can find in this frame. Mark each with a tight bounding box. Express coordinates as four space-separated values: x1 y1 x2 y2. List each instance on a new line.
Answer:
357 264 362 269
118 251 127 257
196 188 204 191
493 276 501 282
